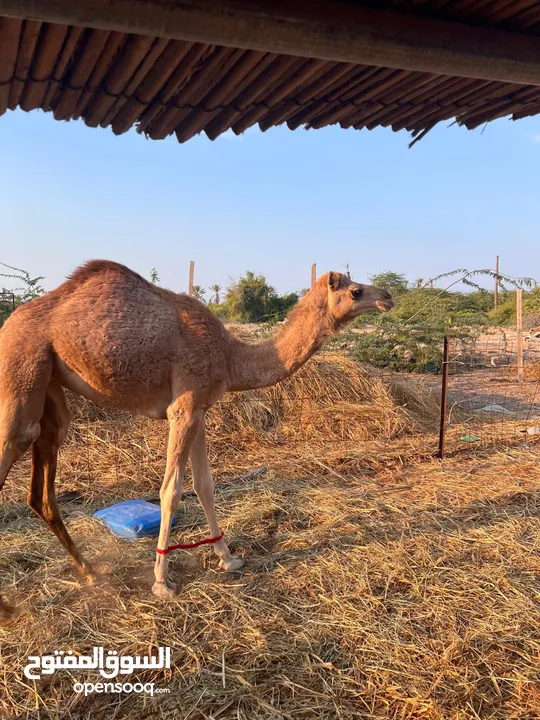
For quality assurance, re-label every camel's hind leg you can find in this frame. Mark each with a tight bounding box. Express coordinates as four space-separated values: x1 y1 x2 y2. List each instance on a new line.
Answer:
0 444 22 623
0 392 44 624
0 446 18 622
0 334 53 622
27 383 96 583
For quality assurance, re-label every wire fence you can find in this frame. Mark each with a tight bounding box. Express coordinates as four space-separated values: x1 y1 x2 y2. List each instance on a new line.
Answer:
365 326 540 456
301 323 540 457
442 330 540 452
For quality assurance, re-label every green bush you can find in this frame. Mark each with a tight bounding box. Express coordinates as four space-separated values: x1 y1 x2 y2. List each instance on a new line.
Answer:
368 271 409 297
488 297 515 325
488 288 540 326
218 271 298 323
348 284 486 373
348 313 479 373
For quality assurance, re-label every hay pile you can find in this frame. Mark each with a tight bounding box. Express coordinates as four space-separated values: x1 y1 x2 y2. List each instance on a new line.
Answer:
207 354 441 447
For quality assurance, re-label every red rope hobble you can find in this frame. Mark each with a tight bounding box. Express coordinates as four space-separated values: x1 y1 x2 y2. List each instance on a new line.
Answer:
156 532 224 556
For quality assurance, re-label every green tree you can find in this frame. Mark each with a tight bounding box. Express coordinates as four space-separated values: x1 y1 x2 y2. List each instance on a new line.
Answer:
273 291 299 319
369 271 409 296
192 285 206 302
209 284 222 304
219 272 298 323
221 272 278 322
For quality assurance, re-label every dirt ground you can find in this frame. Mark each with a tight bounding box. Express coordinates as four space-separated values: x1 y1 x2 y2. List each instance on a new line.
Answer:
420 369 540 420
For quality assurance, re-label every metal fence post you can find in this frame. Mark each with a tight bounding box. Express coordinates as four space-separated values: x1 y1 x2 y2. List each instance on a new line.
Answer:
516 288 524 382
437 336 450 459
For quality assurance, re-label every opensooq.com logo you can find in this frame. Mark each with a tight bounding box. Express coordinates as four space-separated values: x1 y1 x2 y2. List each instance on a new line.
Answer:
24 647 171 696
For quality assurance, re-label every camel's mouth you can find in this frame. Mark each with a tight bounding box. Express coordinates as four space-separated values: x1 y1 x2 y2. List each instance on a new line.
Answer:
375 300 394 313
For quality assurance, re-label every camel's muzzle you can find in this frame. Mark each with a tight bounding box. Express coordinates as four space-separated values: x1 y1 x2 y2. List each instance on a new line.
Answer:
375 299 394 312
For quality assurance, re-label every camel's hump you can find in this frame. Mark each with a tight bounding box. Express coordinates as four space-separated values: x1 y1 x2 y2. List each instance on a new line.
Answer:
67 259 148 287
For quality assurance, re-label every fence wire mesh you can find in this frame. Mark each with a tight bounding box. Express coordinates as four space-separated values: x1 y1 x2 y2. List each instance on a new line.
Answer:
440 330 540 452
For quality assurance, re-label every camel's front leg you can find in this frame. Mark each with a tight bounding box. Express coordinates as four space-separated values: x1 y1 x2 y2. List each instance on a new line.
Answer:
152 400 202 599
190 420 245 572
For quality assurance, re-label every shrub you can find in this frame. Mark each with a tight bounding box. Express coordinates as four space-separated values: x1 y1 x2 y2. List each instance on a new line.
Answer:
219 272 298 323
347 314 479 373
488 288 540 326
368 271 409 297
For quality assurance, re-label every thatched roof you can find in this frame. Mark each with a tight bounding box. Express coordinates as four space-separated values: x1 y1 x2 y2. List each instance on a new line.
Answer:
1 0 540 143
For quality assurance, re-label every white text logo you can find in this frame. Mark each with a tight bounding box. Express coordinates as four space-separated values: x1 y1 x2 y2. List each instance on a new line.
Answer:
24 646 171 680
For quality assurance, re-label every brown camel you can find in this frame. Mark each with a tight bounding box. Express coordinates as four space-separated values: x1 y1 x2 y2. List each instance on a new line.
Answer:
0 260 393 621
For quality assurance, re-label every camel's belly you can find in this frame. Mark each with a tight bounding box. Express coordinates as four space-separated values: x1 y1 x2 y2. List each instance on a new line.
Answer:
53 357 171 418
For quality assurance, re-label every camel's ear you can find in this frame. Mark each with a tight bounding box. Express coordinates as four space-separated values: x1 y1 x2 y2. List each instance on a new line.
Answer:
328 272 341 292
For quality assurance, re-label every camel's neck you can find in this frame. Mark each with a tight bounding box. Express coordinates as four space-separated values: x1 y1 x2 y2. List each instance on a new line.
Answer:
227 294 335 391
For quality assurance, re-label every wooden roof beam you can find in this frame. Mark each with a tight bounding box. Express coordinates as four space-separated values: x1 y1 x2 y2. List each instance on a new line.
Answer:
3 0 540 86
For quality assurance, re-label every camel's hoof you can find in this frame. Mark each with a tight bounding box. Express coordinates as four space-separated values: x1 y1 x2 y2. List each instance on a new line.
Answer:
82 570 105 587
219 556 245 572
152 580 178 599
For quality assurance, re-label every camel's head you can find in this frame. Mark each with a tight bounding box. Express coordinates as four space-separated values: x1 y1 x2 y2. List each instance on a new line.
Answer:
325 271 394 325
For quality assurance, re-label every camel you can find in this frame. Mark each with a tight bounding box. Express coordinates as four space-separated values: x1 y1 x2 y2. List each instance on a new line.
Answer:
0 260 393 621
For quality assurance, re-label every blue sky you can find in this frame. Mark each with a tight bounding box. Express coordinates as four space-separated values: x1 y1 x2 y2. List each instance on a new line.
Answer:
1 109 539 295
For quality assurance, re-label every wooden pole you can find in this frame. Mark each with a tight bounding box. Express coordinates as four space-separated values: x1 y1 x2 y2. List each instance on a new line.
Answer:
311 263 316 289
188 260 194 297
4 0 540 87
516 288 524 382
437 336 449 459
494 255 499 308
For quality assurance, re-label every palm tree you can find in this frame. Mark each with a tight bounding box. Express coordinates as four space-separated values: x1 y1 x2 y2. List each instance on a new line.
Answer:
209 284 222 304
192 285 206 302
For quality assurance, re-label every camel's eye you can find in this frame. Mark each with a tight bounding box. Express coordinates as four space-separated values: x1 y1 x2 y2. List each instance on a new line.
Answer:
351 287 363 300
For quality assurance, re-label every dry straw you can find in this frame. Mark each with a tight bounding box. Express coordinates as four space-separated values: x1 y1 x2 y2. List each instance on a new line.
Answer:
1 355 538 719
